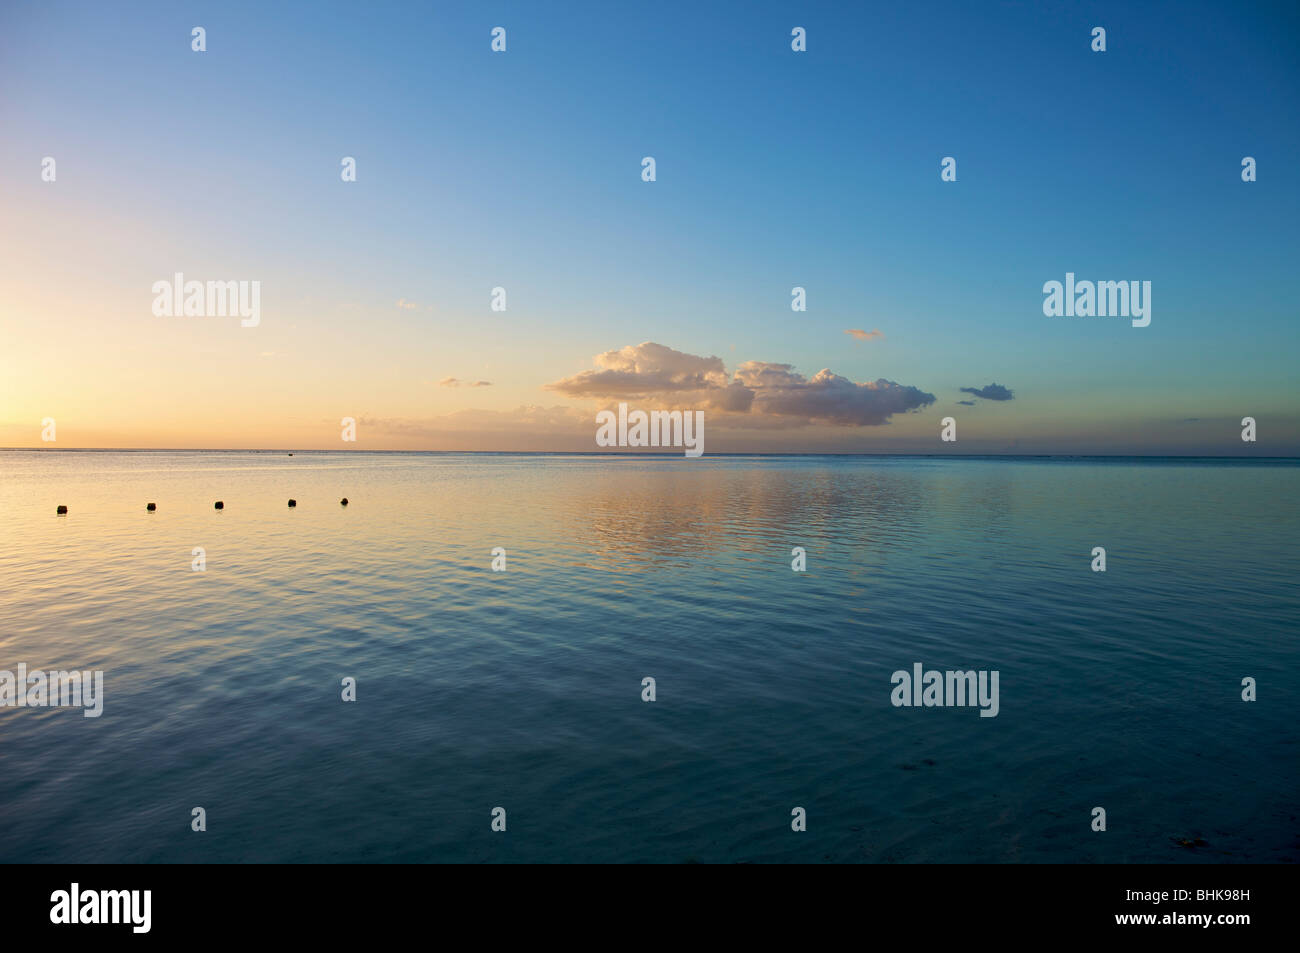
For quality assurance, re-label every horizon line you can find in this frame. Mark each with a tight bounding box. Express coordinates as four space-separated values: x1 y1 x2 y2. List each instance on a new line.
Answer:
3 448 1297 460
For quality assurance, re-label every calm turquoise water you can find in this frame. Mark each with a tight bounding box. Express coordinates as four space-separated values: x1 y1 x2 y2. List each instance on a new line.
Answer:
0 452 1296 863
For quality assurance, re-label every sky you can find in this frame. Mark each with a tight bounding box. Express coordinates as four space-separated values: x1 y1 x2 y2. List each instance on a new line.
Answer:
1 0 1297 453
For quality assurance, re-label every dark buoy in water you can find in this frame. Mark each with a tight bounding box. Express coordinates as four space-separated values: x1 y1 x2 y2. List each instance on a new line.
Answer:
340 497 349 506
214 501 224 510
56 505 68 515
288 499 297 507
146 503 157 512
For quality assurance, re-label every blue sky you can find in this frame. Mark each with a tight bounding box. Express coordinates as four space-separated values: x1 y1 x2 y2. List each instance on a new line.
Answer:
1 0 1297 451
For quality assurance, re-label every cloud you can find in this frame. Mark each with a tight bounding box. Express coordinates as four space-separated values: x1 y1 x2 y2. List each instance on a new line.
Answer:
546 341 756 412
957 400 976 406
395 298 419 310
439 377 493 388
959 383 1015 402
845 328 885 342
739 363 935 425
548 341 934 427
547 341 730 397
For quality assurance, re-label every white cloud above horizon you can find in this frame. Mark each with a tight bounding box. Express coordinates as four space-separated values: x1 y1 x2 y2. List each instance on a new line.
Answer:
546 341 935 426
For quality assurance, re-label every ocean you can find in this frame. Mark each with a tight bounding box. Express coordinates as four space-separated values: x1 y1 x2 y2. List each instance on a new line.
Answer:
0 451 1295 863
